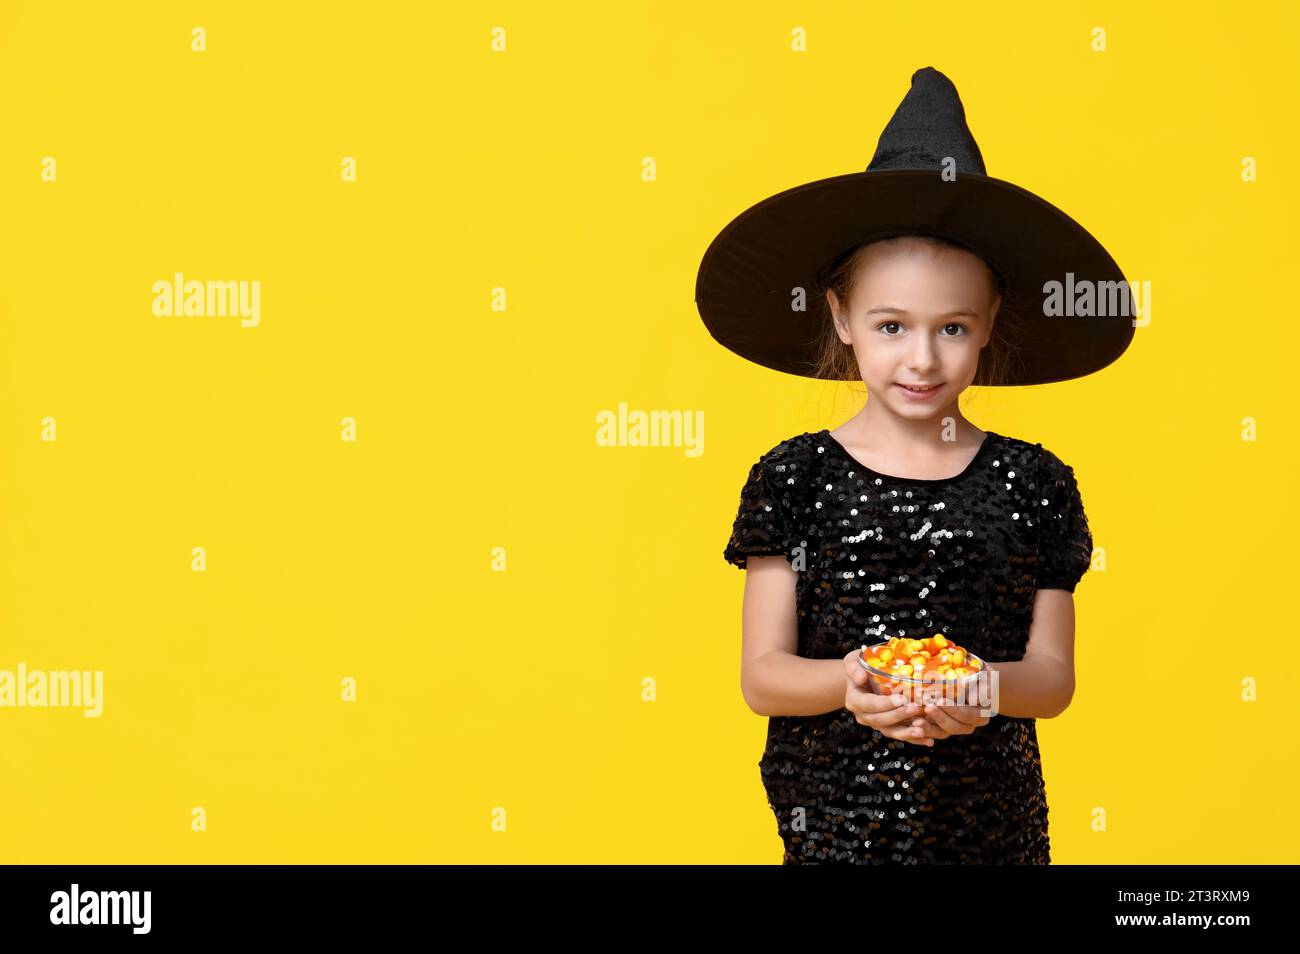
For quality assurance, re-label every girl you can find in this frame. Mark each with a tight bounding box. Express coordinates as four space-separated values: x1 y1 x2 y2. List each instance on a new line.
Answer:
698 67 1133 864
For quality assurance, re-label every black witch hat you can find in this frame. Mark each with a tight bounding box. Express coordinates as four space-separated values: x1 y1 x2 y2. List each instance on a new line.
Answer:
694 67 1136 385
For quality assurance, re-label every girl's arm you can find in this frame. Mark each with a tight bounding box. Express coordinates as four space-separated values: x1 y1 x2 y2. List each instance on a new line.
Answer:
738 556 845 717
982 588 1077 719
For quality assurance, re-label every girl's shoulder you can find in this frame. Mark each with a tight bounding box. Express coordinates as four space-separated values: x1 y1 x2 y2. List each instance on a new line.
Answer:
750 430 828 470
995 433 1082 485
734 432 828 499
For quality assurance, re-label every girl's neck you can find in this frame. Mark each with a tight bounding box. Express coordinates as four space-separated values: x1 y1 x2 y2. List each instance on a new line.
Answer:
835 400 983 456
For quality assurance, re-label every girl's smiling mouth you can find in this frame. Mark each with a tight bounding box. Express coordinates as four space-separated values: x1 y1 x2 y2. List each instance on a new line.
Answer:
895 382 944 399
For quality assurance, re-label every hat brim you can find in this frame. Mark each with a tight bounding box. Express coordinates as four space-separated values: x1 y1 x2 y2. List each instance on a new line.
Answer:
695 170 1136 385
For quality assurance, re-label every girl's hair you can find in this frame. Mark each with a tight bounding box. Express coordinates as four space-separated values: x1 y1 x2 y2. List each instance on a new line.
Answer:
812 234 1023 387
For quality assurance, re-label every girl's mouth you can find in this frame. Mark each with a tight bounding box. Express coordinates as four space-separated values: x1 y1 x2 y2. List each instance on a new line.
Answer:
895 382 944 400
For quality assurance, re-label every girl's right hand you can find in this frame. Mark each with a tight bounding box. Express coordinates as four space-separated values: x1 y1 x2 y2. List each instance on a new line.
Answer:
842 649 935 747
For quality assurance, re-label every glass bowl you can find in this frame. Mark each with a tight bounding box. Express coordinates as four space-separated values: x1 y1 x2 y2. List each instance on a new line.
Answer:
857 639 987 708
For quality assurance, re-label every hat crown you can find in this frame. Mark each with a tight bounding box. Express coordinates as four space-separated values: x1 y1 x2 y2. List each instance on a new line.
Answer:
866 67 986 175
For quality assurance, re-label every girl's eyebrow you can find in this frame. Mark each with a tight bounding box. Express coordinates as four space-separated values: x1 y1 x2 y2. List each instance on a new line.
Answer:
866 306 983 318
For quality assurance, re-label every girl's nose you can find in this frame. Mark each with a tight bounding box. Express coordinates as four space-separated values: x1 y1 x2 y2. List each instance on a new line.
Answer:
907 336 941 371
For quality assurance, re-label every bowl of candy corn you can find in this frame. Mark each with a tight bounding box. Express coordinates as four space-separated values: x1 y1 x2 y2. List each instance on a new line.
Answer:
858 634 986 707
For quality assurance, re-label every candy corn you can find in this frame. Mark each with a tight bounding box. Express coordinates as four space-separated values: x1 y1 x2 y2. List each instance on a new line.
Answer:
859 633 984 705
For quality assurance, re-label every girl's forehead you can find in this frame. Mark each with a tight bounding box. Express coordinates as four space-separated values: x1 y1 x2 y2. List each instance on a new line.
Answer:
848 248 997 310
854 242 988 276
854 257 991 295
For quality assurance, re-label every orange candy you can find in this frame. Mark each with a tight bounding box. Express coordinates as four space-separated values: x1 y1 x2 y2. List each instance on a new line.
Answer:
860 634 984 705
863 634 982 679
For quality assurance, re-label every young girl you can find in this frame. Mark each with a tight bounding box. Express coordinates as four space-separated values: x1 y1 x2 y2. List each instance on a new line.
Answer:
698 67 1132 864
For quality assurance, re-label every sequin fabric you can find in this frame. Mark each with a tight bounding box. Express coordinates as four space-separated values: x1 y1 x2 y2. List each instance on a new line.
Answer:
723 429 1093 864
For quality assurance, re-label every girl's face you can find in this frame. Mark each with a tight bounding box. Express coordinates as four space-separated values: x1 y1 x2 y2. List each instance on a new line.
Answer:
827 243 998 420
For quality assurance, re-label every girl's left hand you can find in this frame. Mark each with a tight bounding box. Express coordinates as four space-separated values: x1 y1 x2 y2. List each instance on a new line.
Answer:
907 698 991 739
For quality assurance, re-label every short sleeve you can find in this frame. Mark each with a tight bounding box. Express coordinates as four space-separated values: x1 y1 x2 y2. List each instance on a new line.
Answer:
723 455 799 570
1033 449 1094 592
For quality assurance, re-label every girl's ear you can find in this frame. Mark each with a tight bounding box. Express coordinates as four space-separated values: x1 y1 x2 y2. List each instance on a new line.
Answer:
827 290 852 343
984 295 1001 346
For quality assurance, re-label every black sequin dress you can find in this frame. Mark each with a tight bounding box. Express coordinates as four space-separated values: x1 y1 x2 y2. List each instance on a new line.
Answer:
723 429 1093 864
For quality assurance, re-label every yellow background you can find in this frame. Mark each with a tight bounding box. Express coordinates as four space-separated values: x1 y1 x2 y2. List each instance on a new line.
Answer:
1 1 1295 863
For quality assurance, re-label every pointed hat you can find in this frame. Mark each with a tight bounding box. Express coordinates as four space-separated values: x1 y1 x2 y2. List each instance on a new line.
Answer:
694 67 1136 385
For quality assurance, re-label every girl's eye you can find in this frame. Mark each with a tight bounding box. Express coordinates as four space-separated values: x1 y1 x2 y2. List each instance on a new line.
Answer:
875 322 966 335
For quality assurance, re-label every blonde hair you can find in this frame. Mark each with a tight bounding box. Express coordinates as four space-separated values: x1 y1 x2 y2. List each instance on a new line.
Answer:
812 234 1025 386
